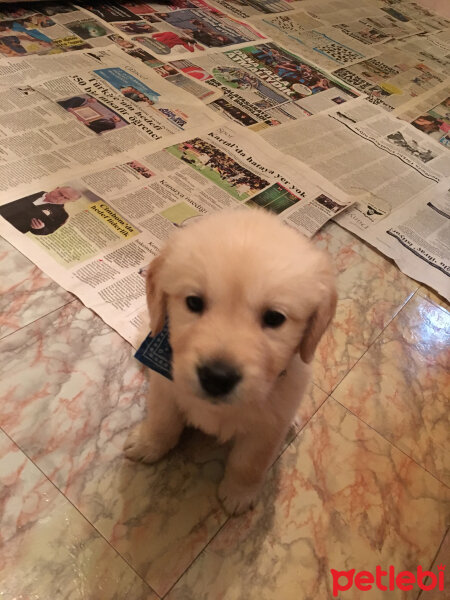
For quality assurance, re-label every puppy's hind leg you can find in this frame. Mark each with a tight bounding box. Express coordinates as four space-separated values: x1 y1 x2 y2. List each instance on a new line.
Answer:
124 374 184 464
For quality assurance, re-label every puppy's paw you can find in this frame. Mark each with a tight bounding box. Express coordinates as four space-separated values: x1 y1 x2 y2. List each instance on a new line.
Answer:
218 478 261 516
123 426 169 464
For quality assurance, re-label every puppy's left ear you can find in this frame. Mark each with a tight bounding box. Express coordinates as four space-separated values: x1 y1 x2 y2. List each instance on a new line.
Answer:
299 278 337 364
145 251 168 335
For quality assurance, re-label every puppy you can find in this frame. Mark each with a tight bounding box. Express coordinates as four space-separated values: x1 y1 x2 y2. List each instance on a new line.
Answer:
125 209 336 515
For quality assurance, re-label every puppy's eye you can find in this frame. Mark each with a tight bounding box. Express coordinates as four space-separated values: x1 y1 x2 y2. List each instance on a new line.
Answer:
186 295 204 313
262 310 286 328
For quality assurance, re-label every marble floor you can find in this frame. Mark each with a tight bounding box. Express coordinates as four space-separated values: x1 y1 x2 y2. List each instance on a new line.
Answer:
1 216 449 599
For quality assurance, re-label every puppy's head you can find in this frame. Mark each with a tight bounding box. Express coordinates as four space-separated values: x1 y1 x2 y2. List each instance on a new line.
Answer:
146 210 336 406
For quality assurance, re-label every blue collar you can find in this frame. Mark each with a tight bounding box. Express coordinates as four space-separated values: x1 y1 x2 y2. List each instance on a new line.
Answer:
134 320 173 380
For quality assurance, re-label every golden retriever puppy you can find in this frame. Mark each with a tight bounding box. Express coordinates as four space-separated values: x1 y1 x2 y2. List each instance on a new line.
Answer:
125 209 336 515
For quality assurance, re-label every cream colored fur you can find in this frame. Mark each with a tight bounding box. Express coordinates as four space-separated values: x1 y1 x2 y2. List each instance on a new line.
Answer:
125 209 336 515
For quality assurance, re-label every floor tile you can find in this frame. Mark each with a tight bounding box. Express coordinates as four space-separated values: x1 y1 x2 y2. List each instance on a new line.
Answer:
320 222 398 271
167 399 450 600
0 300 328 597
0 236 73 340
419 529 449 598
0 429 157 600
311 226 418 393
0 301 225 597
419 285 449 314
333 295 450 485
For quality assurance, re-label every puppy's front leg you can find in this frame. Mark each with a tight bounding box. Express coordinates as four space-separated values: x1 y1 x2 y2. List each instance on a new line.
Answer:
218 428 284 516
124 374 184 464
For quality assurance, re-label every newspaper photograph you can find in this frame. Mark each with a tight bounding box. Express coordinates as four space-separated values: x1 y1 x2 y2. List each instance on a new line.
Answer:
0 122 352 345
0 2 116 57
333 45 448 111
0 49 223 195
79 0 266 59
252 10 381 71
407 95 450 149
170 42 359 130
261 98 449 234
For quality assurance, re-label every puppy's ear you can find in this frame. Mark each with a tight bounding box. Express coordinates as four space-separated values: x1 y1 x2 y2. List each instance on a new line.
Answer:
299 279 337 364
146 252 167 335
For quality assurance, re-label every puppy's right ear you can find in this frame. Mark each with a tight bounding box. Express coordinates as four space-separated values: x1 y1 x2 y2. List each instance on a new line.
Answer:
145 252 167 335
299 277 337 365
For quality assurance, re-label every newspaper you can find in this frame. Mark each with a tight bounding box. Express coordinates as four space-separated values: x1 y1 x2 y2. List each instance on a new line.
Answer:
299 1 423 38
207 0 301 19
251 10 381 71
332 43 448 112
0 2 116 56
366 182 450 299
1 0 449 323
77 0 266 60
301 0 450 33
261 98 450 297
395 86 450 149
169 42 359 130
374 1 450 34
0 48 224 195
0 122 352 345
394 31 450 76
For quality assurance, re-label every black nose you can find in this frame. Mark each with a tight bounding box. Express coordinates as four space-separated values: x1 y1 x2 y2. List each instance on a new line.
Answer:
197 360 242 397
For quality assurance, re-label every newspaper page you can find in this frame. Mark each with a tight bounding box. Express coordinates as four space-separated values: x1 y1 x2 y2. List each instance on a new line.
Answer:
0 122 352 346
394 31 450 76
332 42 448 112
0 2 116 57
261 98 449 233
207 0 301 19
374 1 450 34
77 0 267 60
0 47 125 88
395 86 450 149
299 0 423 37
169 42 359 130
300 0 449 33
0 48 224 194
0 2 224 103
250 10 381 71
261 98 450 297
366 182 450 299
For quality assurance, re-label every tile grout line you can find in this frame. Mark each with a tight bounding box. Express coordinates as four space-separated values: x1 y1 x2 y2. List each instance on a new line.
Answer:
0 426 160 599
1 285 443 596
161 517 230 599
317 287 419 398
0 297 77 343
160 394 334 599
332 398 450 490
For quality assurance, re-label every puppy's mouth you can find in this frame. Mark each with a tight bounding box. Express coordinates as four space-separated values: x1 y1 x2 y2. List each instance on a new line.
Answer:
196 359 242 404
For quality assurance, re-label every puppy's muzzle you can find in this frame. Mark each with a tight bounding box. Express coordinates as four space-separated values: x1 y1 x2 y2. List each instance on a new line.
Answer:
196 360 242 399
